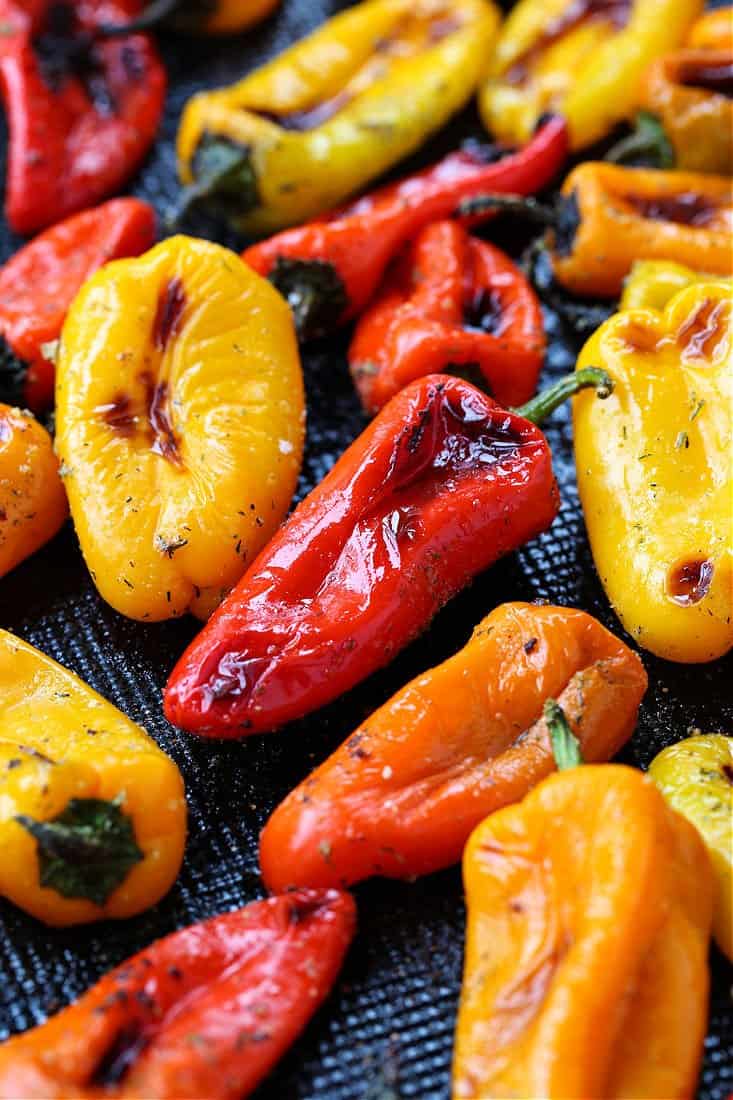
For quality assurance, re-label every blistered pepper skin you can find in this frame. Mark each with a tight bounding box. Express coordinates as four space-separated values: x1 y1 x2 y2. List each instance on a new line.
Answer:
55 235 305 623
574 283 732 663
453 765 713 1100
260 602 647 892
0 630 186 926
0 405 67 579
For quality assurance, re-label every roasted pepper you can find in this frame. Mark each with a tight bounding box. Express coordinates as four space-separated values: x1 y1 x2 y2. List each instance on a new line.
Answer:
574 282 732 663
243 115 568 339
650 733 733 960
478 0 702 151
620 258 732 311
176 0 500 234
164 368 613 736
452 763 713 1100
349 221 545 415
260 602 646 892
0 889 355 1098
686 6 733 51
0 0 166 236
55 235 305 623
0 199 155 414
0 629 186 925
98 0 280 34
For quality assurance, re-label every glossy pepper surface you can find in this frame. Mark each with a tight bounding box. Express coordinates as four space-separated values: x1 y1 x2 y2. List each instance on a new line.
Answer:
260 602 646 891
478 0 702 151
0 199 155 413
548 162 733 297
349 220 545 415
453 764 713 1100
686 6 733 51
177 0 500 234
574 282 732 663
0 0 166 236
0 629 185 926
0 405 67 579
620 258 732 311
243 116 568 340
0 889 355 1098
650 733 733 960
55 235 305 623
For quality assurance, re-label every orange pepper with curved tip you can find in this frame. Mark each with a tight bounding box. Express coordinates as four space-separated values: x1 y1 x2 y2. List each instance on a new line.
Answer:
259 602 647 892
452 763 713 1100
0 404 67 579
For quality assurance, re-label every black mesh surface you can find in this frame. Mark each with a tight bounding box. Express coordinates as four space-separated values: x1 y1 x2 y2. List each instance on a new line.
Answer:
0 3 731 1097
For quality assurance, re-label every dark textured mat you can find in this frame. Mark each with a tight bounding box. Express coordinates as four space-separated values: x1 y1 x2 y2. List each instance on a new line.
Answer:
0 2 731 1097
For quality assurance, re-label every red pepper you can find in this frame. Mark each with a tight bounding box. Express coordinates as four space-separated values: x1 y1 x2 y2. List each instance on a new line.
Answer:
163 367 612 737
349 220 545 415
0 198 155 412
0 889 356 1099
0 0 166 235
242 116 568 340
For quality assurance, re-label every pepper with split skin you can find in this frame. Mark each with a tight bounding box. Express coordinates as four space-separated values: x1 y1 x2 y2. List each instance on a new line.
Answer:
55 235 305 623
0 199 155 414
0 629 185 926
349 220 545 415
260 602 646 892
0 404 67 578
478 0 701 151
242 116 568 340
620 258 732 312
452 762 713 1100
164 368 613 736
0 889 355 1098
0 0 166 236
176 0 500 234
574 282 732 663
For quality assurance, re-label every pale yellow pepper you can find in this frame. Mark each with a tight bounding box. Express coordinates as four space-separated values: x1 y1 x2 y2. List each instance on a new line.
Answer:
621 259 732 311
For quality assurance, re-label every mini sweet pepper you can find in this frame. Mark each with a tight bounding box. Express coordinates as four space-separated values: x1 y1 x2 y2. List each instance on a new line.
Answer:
620 258 732 311
98 0 280 34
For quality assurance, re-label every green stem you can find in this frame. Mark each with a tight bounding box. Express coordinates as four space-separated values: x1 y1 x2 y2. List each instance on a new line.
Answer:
514 367 613 426
167 135 259 228
605 112 675 170
456 192 557 226
544 698 584 770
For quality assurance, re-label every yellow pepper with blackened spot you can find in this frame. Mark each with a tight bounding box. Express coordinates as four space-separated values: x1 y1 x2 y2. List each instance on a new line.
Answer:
478 0 702 150
621 259 732 312
176 0 500 234
650 733 733 960
0 629 186 926
573 282 732 663
55 235 305 622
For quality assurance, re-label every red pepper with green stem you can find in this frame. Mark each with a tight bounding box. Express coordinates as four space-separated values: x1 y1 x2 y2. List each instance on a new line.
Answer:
164 367 612 737
242 115 568 341
349 220 545 415
0 198 155 413
0 0 165 235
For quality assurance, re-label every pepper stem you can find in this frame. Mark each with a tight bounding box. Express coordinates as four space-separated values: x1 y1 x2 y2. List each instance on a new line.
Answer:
96 0 181 35
456 192 557 226
605 112 675 170
513 367 613 425
167 135 260 228
544 698 584 770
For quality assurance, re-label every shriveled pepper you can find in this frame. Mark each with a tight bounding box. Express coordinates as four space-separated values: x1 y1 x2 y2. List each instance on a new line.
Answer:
242 116 568 340
0 404 67 579
349 221 545 415
0 198 155 414
176 0 500 234
0 889 355 1098
650 733 733 961
574 282 732 663
0 0 166 236
98 0 280 35
620 258 732 311
164 368 613 736
686 6 733 51
259 602 646 892
55 235 305 623
0 629 186 925
478 0 702 151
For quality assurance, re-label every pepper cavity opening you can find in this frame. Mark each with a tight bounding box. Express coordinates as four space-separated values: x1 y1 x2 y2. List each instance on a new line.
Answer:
504 0 632 86
623 190 721 228
678 59 733 98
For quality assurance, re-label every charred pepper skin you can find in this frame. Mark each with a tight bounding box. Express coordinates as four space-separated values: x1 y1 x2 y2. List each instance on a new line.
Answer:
243 116 569 340
260 602 647 892
0 0 166 235
349 220 545 414
0 199 155 413
99 0 281 34
0 890 356 1099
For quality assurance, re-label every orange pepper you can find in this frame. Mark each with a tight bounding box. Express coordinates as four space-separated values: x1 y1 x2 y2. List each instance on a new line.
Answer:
453 764 713 1100
686 6 733 50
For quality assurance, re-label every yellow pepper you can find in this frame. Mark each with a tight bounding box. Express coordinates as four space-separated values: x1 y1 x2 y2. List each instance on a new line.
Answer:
176 0 499 234
574 282 732 663
650 733 733 960
0 630 186 926
55 235 305 623
478 0 703 150
620 258 732 311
